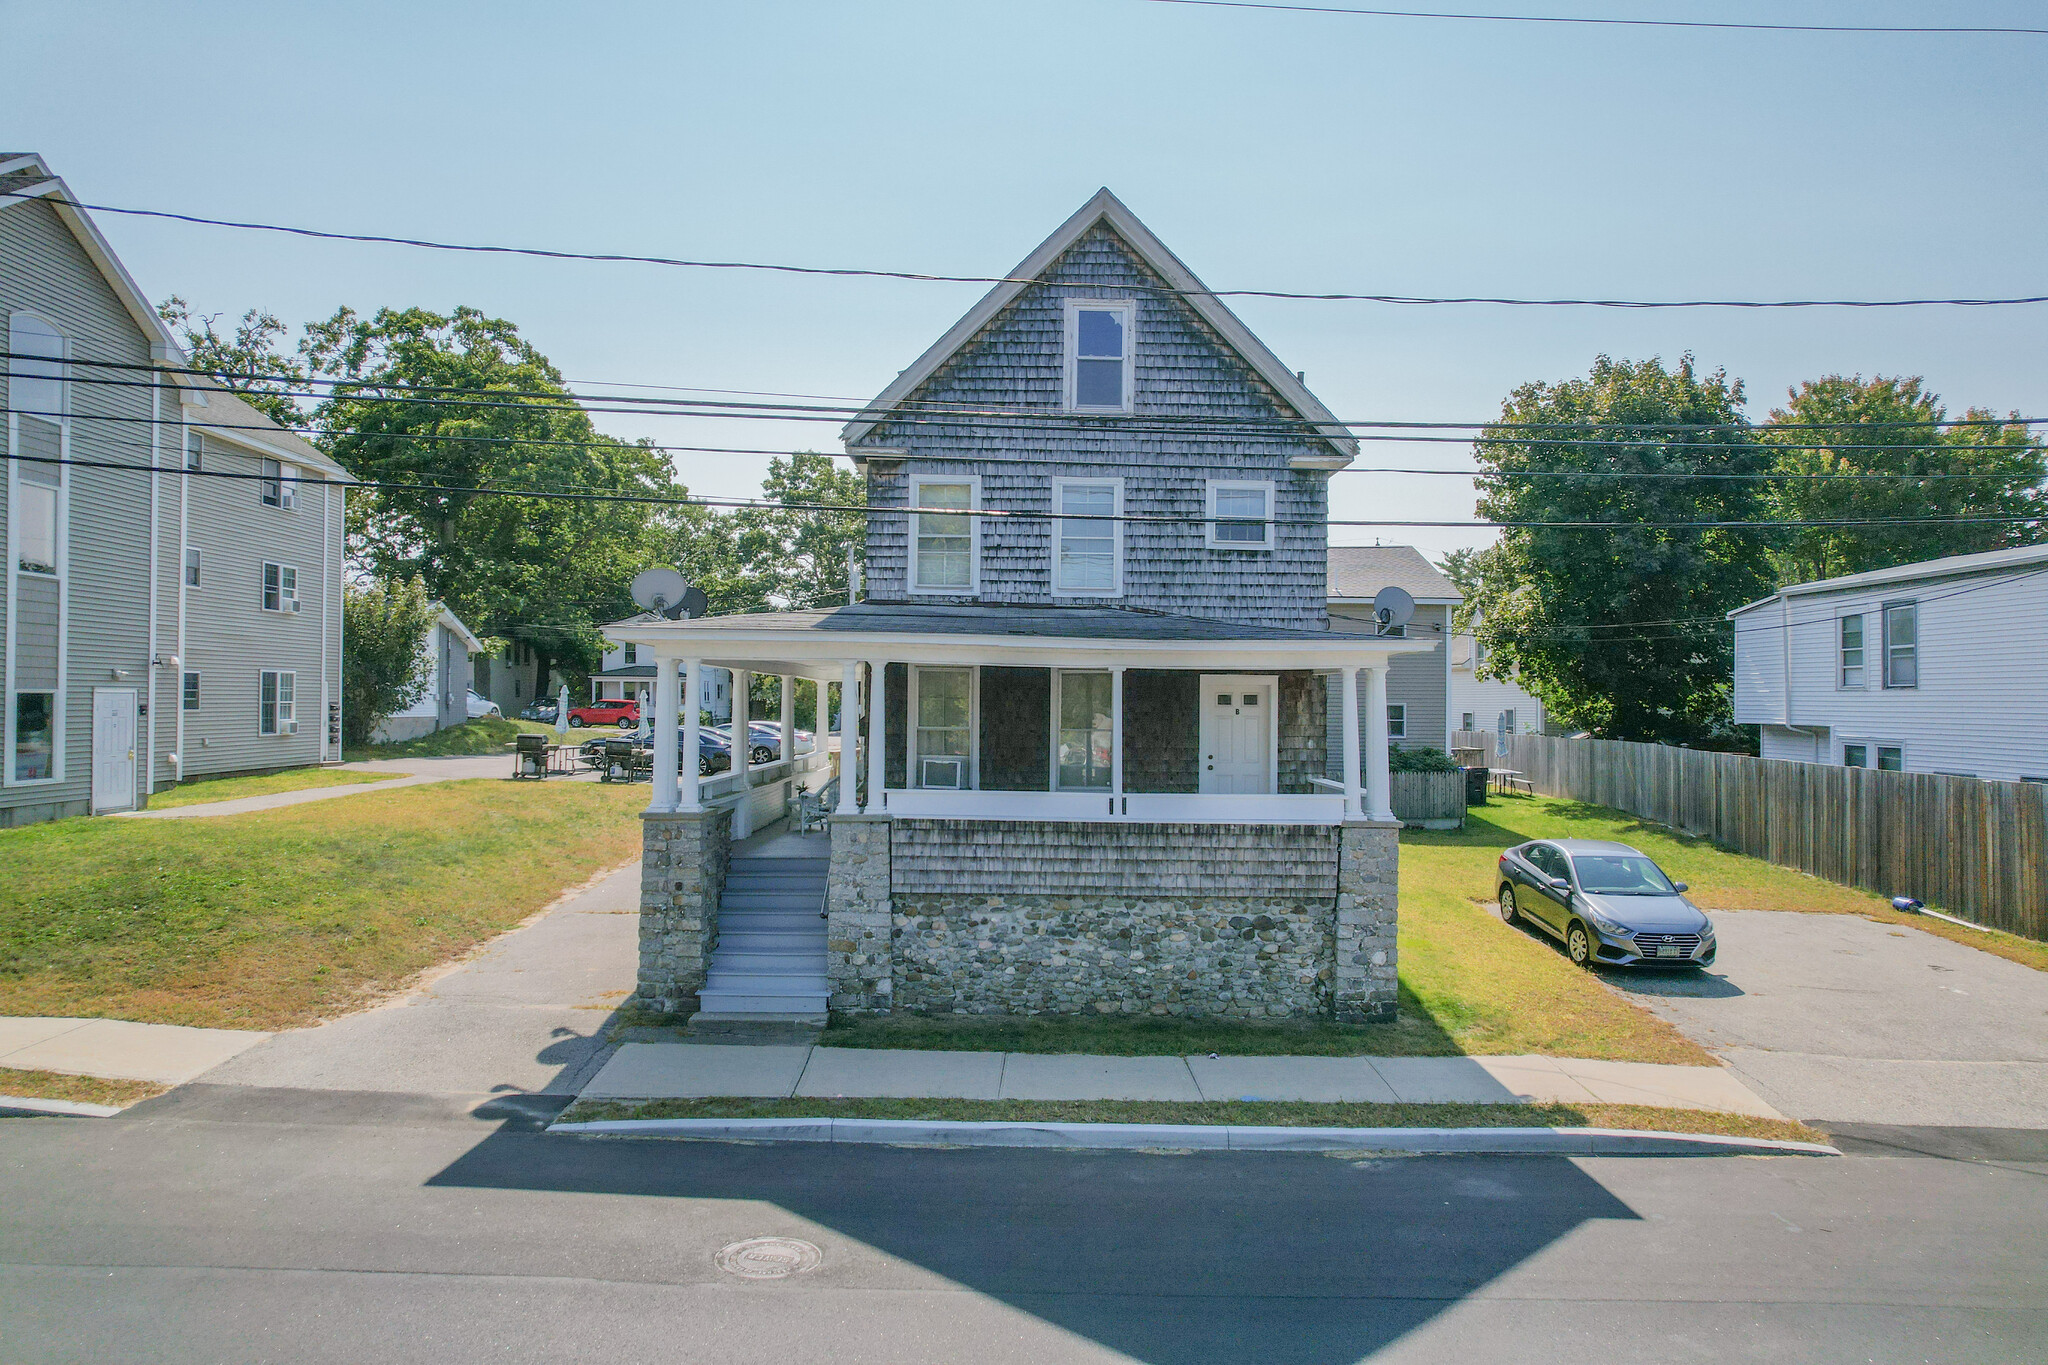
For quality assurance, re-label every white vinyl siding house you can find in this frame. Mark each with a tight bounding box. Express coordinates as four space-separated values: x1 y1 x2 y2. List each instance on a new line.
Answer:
1325 546 1458 772
1450 613 1547 739
1730 545 2048 781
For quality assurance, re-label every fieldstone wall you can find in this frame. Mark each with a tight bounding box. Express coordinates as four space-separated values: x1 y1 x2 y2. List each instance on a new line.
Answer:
887 819 1349 1018
826 813 893 1013
1333 819 1400 1022
636 806 733 1013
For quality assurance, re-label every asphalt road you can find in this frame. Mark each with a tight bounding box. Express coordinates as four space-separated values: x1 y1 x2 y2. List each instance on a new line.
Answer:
4 1086 2044 1365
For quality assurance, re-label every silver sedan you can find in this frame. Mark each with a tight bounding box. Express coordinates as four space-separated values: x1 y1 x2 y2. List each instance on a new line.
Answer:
1496 838 1717 969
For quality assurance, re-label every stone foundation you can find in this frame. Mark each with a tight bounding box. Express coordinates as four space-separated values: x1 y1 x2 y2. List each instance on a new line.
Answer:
892 894 1332 1017
1333 820 1400 1022
636 806 732 1013
826 813 893 1013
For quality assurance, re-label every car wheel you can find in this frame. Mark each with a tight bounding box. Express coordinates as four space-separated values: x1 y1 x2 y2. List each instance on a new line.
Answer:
568 716 585 728
618 717 635 729
751 745 774 765
1566 921 1593 967
699 755 714 776
1499 885 1521 926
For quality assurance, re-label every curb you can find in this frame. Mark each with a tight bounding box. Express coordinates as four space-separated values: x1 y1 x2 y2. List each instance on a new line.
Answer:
0 1094 124 1119
545 1115 1841 1157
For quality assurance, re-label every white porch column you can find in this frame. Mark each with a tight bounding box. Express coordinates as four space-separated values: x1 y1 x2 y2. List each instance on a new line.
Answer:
650 653 680 813
836 662 860 814
1362 663 1394 823
778 673 794 763
865 659 887 811
679 658 703 812
1339 665 1363 820
1110 666 1125 808
731 668 752 836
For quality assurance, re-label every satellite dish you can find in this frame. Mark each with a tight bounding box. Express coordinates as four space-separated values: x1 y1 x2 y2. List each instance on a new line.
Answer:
1372 586 1415 634
675 585 708 620
630 567 690 616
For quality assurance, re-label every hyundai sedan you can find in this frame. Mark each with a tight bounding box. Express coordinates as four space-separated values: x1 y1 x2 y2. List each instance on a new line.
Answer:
1497 838 1716 968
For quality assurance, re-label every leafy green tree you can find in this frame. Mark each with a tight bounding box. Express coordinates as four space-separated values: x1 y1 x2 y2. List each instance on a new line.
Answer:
1466 355 1776 744
1762 376 2046 585
156 295 309 427
341 575 438 746
303 306 678 691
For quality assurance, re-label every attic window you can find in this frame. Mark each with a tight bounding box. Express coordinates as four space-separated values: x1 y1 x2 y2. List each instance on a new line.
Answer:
1064 300 1134 413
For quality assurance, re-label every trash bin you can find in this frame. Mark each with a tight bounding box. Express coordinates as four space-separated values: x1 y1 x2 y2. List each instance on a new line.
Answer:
1463 766 1489 806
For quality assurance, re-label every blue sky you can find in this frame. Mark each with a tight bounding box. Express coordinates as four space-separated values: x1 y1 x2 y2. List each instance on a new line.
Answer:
11 1 2046 560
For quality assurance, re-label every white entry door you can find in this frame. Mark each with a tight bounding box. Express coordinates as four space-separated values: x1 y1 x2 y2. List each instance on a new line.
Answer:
92 688 138 813
1199 677 1274 794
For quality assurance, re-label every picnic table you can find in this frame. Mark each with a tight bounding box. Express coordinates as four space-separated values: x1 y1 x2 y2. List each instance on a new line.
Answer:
1492 768 1533 796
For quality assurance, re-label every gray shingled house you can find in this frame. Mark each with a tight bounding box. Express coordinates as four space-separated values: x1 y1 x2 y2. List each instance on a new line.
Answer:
3 155 348 826
1327 545 1462 760
613 190 1428 1023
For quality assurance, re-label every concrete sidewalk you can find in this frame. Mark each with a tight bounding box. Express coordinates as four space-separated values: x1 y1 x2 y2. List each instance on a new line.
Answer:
119 753 596 820
0 1017 270 1085
579 1043 1785 1117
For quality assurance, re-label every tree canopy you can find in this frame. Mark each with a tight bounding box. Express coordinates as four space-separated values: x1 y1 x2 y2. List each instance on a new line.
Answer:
1761 375 2045 585
1465 355 1777 744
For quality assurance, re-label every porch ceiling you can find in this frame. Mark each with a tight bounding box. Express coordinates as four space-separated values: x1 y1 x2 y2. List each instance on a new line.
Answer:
604 602 1433 674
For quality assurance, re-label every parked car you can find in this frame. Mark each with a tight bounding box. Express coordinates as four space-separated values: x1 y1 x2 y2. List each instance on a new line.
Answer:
466 690 502 719
567 698 640 729
575 727 731 777
1497 839 1716 969
746 720 816 757
709 722 789 765
519 700 558 723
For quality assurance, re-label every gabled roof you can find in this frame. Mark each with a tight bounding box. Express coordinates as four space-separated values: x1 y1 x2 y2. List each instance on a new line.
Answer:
0 154 182 361
1327 546 1462 605
175 375 351 480
431 602 484 654
839 188 1356 466
1726 543 2048 618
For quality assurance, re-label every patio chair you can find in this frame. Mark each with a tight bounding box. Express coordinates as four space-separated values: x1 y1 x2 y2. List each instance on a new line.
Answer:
791 776 837 832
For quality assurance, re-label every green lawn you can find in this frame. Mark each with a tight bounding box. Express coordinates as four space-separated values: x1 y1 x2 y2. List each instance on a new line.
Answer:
559 1096 1824 1145
149 768 395 809
0 779 644 1030
343 716 555 763
0 1067 167 1108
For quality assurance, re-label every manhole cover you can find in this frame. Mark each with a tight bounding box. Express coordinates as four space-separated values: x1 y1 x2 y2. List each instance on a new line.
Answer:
715 1236 822 1279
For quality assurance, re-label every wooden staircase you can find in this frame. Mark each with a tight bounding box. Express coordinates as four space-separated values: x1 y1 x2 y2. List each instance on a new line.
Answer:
692 855 831 1023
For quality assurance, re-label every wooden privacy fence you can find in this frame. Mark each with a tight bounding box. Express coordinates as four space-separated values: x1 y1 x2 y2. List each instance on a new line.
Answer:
1391 770 1466 829
1460 731 2048 942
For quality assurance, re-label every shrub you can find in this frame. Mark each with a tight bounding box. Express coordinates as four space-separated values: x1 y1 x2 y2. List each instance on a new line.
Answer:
1390 744 1461 773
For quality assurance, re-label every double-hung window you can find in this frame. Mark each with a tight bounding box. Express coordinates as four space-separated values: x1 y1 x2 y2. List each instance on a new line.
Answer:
1053 477 1121 595
262 562 299 613
15 460 60 575
259 669 296 735
910 477 978 594
184 430 202 472
1839 613 1865 688
11 312 67 576
1064 300 1134 413
1387 704 1407 740
1882 602 1917 688
623 643 637 665
912 666 972 789
182 672 201 712
1205 479 1274 550
1055 671 1113 790
260 458 282 506
184 547 201 588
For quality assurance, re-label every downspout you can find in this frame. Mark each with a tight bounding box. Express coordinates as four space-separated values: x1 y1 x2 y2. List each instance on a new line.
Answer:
1780 593 1794 728
321 483 332 762
174 412 188 781
335 485 345 754
146 367 160 798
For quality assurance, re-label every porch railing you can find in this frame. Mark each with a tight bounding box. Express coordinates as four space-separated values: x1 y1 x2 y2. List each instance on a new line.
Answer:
875 788 1347 825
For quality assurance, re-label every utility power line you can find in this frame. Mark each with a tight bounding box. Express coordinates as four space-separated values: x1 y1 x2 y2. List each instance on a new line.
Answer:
7 186 2044 309
1141 0 2048 37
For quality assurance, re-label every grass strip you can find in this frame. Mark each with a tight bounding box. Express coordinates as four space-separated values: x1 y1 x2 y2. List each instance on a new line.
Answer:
148 768 395 809
343 716 555 762
558 1096 1824 1145
0 1068 167 1108
0 779 644 1030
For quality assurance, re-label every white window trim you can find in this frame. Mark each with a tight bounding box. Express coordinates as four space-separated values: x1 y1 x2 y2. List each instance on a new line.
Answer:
1842 737 1906 772
184 429 202 472
1051 476 1123 597
1836 608 1867 691
1387 703 1407 740
183 670 202 713
6 310 70 787
261 561 302 614
1062 298 1136 415
907 664 978 789
1881 599 1918 690
278 463 296 511
908 474 982 597
184 545 201 589
259 668 298 736
1051 668 1115 792
1204 478 1276 551
1195 673 1280 795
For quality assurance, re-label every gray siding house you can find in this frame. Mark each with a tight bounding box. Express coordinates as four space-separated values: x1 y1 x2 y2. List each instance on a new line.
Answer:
1326 546 1460 762
613 191 1427 1024
2 155 347 826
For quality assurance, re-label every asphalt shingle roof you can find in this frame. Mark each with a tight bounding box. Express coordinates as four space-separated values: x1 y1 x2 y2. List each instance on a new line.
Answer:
615 602 1383 643
1327 546 1462 603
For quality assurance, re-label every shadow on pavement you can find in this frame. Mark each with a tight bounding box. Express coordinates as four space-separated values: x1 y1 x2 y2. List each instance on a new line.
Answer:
428 1115 1641 1365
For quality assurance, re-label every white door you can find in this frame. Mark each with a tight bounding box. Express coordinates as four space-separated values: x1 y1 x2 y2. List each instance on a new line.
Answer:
92 688 138 813
1200 679 1272 794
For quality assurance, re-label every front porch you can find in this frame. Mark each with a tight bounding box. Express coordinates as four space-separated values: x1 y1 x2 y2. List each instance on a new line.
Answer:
618 604 1430 1023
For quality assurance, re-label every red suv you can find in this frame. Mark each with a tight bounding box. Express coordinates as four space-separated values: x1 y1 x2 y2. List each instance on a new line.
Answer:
567 698 640 728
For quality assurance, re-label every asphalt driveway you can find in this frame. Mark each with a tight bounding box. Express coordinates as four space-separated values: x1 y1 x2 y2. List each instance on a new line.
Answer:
1606 909 2048 1128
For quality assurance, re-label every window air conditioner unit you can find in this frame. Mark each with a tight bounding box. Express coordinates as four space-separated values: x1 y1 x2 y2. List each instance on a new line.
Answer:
284 720 297 734
919 756 967 789
289 599 301 613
